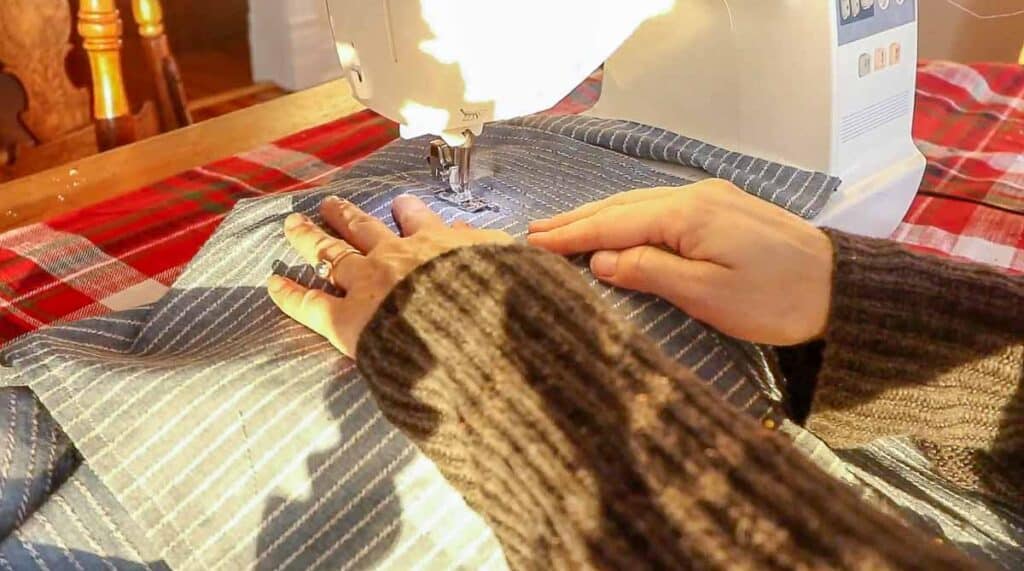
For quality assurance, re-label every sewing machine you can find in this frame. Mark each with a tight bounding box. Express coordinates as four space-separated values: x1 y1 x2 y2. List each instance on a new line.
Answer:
325 0 924 237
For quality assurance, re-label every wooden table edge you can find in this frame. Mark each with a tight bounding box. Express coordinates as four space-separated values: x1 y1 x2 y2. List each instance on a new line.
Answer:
0 79 366 232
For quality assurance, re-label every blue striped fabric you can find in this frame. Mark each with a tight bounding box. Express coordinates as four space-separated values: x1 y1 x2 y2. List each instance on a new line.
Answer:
513 115 841 218
0 122 812 569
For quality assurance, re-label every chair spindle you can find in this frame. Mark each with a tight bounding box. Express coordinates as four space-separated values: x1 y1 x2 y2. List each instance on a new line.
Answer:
78 0 135 150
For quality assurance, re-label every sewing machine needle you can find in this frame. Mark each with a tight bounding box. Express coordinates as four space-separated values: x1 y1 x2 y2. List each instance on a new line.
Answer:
450 131 474 200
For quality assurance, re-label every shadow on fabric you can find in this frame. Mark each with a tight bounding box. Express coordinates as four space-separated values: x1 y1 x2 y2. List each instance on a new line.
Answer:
253 360 411 571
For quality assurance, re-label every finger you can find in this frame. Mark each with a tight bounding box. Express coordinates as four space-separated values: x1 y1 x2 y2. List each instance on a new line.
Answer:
527 200 683 255
529 187 679 233
452 220 473 230
283 213 353 265
321 196 396 252
282 214 370 290
392 194 446 236
590 246 721 314
267 275 349 352
284 211 359 263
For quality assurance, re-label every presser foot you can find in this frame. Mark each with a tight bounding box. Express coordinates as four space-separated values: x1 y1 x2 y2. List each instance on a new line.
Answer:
427 133 497 213
433 189 497 213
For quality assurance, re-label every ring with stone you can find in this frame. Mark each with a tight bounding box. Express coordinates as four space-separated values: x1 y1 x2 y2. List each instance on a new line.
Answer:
315 248 360 281
314 259 334 280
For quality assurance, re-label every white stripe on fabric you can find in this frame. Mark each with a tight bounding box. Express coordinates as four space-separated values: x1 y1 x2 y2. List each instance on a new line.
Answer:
920 61 1024 112
891 222 1024 271
0 225 153 305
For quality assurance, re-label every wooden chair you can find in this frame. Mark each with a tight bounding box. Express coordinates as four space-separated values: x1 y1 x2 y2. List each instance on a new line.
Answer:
0 0 192 181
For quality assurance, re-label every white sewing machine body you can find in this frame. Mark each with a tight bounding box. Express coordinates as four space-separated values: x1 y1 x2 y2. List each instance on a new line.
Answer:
326 0 924 237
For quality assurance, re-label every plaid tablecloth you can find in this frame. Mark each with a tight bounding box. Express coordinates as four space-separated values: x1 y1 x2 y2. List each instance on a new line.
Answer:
0 61 1021 344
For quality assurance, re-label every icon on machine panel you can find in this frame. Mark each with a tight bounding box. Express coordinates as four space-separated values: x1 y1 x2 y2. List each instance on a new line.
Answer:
838 0 876 24
859 53 872 77
874 47 887 70
838 0 915 46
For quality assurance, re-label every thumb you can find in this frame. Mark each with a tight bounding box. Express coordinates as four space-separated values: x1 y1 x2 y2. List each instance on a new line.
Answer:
590 246 716 310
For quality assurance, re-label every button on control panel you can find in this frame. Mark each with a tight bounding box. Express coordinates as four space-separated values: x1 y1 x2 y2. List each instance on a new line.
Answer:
858 53 872 77
858 41 902 78
874 47 887 70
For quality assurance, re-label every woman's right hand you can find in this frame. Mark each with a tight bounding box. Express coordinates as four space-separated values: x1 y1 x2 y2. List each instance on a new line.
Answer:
527 179 835 346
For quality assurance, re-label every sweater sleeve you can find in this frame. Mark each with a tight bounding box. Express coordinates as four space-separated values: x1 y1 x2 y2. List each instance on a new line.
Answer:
808 229 1023 506
356 244 974 571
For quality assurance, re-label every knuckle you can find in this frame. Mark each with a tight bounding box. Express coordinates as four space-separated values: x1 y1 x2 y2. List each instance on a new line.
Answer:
285 286 307 310
288 221 315 240
705 178 744 202
299 289 329 314
311 234 334 254
616 248 649 283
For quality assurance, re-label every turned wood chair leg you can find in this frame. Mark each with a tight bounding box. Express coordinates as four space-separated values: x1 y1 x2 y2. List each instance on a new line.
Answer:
78 0 135 151
133 0 193 130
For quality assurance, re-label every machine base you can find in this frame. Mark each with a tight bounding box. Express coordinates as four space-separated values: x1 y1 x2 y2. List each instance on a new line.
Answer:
637 148 925 239
813 151 926 238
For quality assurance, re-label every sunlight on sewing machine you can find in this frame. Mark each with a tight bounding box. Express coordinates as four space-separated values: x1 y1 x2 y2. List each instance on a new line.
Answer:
415 0 673 122
326 0 672 202
398 102 451 140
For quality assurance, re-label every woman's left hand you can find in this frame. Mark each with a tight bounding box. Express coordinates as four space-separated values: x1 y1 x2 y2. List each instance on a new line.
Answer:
268 194 513 358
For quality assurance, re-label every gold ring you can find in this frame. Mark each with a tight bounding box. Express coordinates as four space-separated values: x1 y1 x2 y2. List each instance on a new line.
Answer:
315 248 360 280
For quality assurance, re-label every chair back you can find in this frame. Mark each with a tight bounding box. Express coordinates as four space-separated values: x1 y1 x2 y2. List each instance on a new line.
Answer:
0 0 190 181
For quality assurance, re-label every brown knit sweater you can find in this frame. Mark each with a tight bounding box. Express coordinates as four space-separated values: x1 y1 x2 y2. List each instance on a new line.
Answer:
357 231 1021 570
811 229 1023 506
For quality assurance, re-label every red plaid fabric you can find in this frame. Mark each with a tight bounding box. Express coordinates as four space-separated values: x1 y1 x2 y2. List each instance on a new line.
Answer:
1 62 1021 344
893 61 1024 270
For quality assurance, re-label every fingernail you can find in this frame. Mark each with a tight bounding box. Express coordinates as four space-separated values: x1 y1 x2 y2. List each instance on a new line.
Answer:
267 275 285 292
324 196 341 205
284 213 306 229
591 251 619 278
393 194 418 207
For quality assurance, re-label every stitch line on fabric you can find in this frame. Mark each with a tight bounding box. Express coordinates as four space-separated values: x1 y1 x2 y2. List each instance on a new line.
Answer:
189 416 402 567
117 350 341 499
127 360 352 504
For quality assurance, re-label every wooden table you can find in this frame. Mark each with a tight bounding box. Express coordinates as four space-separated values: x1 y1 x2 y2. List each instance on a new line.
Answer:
0 79 365 232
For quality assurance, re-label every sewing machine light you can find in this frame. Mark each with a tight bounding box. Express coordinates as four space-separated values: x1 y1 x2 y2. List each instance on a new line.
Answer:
326 0 673 141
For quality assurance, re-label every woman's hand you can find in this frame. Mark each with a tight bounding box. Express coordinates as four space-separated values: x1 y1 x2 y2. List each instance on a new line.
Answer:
527 179 834 346
268 194 513 358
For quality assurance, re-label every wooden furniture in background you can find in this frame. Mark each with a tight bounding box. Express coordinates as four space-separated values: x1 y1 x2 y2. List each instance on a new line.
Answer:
79 0 137 149
0 0 191 181
133 0 192 130
0 78 364 231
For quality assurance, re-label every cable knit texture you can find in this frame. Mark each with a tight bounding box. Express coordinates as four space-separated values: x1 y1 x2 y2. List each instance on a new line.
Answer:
357 243 977 570
810 230 1023 507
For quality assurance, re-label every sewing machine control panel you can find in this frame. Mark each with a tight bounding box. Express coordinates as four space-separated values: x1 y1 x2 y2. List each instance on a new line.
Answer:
836 0 916 46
